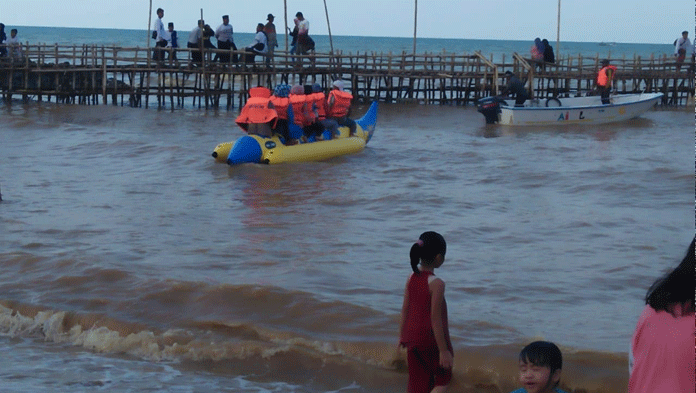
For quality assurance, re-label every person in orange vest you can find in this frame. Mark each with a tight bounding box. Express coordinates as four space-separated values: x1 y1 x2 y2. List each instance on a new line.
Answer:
326 80 356 136
306 83 340 140
596 59 617 105
289 84 317 142
235 86 278 138
269 84 298 144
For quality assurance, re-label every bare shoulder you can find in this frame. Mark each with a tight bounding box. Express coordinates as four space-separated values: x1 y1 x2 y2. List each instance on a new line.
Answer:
429 276 445 291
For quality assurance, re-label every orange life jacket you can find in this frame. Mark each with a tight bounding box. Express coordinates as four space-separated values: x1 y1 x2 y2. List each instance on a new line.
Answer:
249 86 272 98
236 96 278 130
327 90 352 118
289 94 315 127
269 96 290 120
308 92 327 121
596 65 617 87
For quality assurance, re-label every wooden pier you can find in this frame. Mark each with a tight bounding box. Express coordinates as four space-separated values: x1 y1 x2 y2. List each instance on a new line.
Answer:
0 44 693 109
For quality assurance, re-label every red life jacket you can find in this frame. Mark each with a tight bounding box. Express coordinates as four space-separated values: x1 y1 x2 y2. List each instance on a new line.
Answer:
235 96 278 130
269 96 290 120
327 90 352 118
309 92 327 121
289 94 315 127
596 65 617 87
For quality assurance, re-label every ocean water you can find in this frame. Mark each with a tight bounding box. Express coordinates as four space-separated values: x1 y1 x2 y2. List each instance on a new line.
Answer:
0 27 693 393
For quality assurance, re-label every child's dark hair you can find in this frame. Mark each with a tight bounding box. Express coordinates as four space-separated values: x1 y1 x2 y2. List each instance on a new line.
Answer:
409 231 446 274
519 341 563 385
645 237 695 315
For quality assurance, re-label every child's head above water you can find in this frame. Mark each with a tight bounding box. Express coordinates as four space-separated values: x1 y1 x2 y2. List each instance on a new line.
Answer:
518 341 563 393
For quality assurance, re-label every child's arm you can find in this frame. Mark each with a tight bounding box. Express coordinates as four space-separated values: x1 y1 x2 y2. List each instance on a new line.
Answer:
430 278 453 368
397 277 411 346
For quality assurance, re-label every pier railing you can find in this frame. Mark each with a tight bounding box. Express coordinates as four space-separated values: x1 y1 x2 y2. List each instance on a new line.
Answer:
0 43 693 109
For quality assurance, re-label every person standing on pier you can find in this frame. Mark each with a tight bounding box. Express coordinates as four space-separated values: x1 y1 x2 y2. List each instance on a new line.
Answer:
187 19 204 64
166 22 178 61
595 59 616 105
295 12 312 55
214 15 237 64
0 24 7 57
673 31 692 71
530 37 544 70
152 8 167 61
264 14 278 66
542 39 555 64
6 28 22 60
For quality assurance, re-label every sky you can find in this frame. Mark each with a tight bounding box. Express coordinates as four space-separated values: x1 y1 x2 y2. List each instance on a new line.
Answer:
0 0 693 44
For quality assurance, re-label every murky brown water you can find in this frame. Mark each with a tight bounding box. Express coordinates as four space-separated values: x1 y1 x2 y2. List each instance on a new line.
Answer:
0 101 692 392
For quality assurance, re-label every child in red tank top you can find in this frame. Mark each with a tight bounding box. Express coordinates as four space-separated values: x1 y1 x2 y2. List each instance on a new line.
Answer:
397 231 453 393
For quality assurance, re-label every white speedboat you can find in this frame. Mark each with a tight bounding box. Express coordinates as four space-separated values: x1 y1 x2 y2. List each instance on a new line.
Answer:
476 93 663 126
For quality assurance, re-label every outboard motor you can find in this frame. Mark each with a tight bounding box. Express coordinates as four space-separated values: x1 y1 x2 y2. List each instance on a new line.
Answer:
476 96 502 124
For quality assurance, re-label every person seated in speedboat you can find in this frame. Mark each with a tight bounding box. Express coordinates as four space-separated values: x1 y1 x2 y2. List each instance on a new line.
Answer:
502 71 530 107
235 86 277 138
326 80 356 136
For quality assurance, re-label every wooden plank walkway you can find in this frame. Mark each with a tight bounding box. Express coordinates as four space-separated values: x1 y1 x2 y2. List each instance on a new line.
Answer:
0 44 693 109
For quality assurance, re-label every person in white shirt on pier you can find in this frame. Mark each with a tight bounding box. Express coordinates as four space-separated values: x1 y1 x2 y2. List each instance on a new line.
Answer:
214 15 237 64
295 12 311 55
243 23 268 65
674 30 693 71
186 20 205 64
153 8 167 61
6 28 22 60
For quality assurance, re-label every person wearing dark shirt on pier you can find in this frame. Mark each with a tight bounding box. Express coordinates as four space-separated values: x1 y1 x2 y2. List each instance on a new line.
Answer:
166 22 178 61
288 18 300 62
502 71 530 107
0 23 7 57
203 25 216 49
542 39 555 64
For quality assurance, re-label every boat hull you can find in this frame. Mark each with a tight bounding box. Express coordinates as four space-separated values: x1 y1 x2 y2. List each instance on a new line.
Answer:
485 93 663 126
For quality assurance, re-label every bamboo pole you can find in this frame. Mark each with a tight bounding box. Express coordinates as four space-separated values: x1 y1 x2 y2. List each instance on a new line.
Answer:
556 0 561 60
323 0 334 54
146 0 152 108
284 0 288 52
412 0 418 55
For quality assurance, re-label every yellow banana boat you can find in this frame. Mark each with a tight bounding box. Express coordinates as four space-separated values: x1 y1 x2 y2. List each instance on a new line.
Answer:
212 101 378 165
